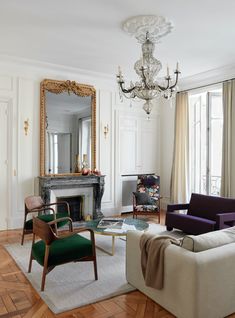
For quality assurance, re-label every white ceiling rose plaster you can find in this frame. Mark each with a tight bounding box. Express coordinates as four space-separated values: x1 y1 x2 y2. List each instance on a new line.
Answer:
122 15 174 43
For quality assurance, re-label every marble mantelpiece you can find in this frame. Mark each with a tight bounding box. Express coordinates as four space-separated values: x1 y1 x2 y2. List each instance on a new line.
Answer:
38 175 105 219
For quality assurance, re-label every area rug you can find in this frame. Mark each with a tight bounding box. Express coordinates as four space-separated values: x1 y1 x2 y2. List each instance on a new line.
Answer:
5 234 135 314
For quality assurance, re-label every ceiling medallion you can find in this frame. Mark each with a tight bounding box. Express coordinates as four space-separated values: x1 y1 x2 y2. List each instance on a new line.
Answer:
122 15 174 43
116 15 180 117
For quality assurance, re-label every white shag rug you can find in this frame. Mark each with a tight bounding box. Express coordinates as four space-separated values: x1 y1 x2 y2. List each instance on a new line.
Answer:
5 233 135 314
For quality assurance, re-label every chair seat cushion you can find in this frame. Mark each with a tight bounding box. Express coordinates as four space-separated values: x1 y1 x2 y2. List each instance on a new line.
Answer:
32 233 93 267
166 212 216 235
135 205 158 212
25 212 69 230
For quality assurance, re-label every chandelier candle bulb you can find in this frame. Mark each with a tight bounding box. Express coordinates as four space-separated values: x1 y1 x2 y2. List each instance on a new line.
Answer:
167 66 169 77
176 62 179 71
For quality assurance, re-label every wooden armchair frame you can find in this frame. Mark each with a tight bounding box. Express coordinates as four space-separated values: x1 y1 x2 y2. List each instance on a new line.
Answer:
21 196 70 245
28 217 98 291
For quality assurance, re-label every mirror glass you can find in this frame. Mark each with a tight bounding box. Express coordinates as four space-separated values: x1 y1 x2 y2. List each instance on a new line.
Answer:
40 79 96 176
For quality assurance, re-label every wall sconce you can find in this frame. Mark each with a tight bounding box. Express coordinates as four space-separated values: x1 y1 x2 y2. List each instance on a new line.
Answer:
104 124 109 139
24 118 29 136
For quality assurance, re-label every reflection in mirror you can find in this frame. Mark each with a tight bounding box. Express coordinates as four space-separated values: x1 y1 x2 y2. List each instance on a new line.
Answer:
47 132 72 174
40 79 96 176
46 92 91 174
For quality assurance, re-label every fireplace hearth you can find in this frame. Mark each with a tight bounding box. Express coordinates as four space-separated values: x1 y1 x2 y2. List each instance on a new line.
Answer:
38 175 105 219
57 196 84 221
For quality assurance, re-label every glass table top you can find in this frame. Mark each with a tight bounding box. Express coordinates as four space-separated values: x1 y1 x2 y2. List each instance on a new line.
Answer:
84 218 149 235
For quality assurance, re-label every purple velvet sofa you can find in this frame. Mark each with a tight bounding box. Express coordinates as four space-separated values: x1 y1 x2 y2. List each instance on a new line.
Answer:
166 193 235 235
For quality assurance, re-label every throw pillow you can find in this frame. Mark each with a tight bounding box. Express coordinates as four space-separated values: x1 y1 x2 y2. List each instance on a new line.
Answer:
133 192 152 205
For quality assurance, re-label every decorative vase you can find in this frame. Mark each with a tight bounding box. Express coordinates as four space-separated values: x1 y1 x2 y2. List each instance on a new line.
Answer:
82 154 88 169
74 154 81 173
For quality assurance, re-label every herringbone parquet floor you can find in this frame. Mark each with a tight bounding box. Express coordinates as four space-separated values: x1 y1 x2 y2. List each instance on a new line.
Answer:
1 214 235 318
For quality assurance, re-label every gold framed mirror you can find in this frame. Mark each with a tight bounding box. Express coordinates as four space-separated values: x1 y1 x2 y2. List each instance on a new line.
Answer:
40 79 96 176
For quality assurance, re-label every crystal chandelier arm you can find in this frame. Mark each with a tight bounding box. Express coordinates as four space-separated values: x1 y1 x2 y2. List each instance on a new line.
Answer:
157 77 171 91
168 70 180 89
157 70 180 91
118 80 136 94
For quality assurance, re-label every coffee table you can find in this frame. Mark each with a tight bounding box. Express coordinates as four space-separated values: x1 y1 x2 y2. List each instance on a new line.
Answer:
84 218 149 256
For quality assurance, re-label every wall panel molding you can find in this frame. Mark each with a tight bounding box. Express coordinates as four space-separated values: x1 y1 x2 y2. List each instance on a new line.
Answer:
0 75 13 91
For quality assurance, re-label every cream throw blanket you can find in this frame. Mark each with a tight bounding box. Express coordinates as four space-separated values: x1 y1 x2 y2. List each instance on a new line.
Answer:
140 233 181 289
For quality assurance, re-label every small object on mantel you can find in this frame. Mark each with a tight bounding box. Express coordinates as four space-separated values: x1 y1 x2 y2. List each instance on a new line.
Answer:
85 214 92 221
82 168 90 175
92 168 101 176
81 168 102 176
74 154 81 173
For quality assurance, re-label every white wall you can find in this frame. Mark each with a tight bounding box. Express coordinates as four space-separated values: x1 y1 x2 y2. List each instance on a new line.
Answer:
0 58 160 229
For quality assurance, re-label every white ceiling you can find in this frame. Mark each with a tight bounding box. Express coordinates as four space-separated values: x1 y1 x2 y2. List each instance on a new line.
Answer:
0 0 235 79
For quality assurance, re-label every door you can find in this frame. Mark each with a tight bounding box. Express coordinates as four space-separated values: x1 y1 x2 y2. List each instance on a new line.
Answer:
0 101 8 230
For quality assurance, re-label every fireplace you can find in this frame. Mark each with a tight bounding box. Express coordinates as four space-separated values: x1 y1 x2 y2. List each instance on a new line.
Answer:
38 175 105 219
57 196 84 221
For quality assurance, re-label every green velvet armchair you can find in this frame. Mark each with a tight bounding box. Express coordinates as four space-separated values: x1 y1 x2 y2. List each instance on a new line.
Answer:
21 195 70 245
28 217 98 291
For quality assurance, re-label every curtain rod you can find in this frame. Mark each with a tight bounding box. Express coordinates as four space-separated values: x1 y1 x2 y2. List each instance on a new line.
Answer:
179 77 235 93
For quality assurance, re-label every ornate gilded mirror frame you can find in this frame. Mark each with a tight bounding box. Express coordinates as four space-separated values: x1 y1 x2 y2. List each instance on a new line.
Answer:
40 79 96 176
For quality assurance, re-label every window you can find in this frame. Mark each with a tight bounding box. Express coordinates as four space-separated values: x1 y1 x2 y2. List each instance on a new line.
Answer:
78 117 91 166
189 86 223 196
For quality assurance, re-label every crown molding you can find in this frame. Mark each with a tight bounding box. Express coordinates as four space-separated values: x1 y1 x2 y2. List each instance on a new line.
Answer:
179 63 235 91
1 54 235 93
0 54 114 88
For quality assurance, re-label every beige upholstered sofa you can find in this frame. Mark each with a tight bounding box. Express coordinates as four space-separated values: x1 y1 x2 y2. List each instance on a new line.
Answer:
126 226 235 318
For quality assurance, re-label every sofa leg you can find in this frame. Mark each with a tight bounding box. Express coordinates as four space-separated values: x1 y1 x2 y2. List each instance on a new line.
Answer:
166 226 173 231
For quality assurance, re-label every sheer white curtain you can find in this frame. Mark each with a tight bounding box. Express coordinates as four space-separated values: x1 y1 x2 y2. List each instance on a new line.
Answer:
221 80 235 197
170 92 190 203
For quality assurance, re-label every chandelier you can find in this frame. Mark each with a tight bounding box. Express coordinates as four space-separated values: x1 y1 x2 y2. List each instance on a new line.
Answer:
116 15 181 116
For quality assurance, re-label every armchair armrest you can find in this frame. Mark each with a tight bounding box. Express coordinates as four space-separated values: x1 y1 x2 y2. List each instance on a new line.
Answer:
43 201 70 215
167 203 190 212
216 212 235 229
48 217 73 233
27 207 56 216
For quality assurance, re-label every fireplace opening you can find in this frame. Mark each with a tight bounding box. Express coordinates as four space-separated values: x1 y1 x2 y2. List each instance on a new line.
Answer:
57 196 84 221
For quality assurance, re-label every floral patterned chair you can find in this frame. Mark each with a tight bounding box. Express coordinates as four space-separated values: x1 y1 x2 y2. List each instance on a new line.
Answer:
133 175 161 222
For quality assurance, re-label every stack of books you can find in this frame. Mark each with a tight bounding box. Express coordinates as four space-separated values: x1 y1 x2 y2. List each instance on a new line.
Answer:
97 217 124 229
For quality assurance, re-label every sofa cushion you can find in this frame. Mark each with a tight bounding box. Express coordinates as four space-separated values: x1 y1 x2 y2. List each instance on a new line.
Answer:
181 226 235 252
166 212 216 235
187 193 235 221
